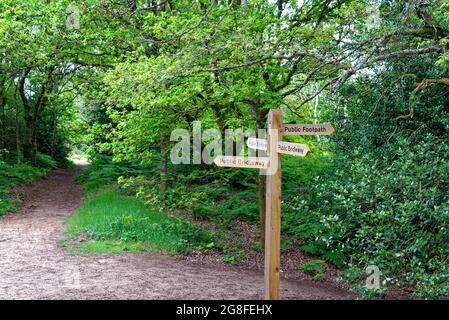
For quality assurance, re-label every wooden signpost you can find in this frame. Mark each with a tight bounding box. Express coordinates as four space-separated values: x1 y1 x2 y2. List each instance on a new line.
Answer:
213 110 334 300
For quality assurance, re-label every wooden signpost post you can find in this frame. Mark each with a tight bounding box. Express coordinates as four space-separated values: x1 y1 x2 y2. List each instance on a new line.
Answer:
213 109 334 300
264 109 283 300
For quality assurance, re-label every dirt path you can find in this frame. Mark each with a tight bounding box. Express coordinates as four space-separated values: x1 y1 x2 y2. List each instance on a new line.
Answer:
0 168 347 300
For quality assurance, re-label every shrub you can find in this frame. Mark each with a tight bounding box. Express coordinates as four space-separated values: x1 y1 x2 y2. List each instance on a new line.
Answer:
285 135 449 298
36 152 58 169
303 259 326 281
76 155 144 192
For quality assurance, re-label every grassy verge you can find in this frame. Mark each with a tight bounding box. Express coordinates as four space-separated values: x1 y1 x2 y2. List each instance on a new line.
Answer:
0 161 49 216
65 187 215 255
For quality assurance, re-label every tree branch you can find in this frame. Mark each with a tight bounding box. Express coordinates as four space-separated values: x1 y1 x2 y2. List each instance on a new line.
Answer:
72 60 115 68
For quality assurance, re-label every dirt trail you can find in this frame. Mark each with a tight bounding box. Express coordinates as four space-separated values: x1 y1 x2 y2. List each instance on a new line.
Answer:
0 168 347 300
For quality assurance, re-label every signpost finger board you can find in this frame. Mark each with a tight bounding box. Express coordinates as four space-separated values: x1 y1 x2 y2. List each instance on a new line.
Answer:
247 137 268 151
277 141 309 157
283 124 334 136
213 156 270 169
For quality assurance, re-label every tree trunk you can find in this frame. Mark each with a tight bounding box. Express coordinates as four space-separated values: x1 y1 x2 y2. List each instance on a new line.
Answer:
159 133 169 192
18 67 36 163
277 0 283 18
255 111 267 251
32 120 38 164
23 115 35 163
0 96 6 151
258 173 266 250
314 84 321 144
243 100 269 251
15 103 21 164
51 103 57 159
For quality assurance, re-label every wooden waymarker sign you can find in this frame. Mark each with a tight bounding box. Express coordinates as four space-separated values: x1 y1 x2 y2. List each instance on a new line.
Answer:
284 124 334 136
247 137 268 151
213 156 270 169
277 141 309 157
211 110 334 301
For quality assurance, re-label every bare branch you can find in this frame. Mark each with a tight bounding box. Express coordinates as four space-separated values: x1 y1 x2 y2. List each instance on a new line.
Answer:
373 46 445 62
72 60 115 69
142 0 216 44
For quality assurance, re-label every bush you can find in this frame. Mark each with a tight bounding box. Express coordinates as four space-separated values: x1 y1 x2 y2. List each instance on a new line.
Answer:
285 135 449 298
36 152 58 169
76 155 144 192
303 259 326 281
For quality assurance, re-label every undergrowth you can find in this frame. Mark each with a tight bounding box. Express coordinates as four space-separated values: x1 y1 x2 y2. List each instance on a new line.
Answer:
0 160 49 215
65 187 215 255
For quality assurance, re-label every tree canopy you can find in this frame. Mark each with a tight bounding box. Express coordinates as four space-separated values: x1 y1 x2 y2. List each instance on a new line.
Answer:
1 0 448 298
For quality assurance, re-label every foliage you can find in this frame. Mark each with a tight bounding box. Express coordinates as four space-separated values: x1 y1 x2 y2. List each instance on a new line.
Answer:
116 160 260 221
35 152 58 169
285 62 449 298
76 155 145 192
303 259 326 281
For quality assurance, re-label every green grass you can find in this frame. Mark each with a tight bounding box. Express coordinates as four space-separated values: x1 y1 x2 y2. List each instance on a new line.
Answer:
0 161 49 216
65 187 215 254
0 195 16 215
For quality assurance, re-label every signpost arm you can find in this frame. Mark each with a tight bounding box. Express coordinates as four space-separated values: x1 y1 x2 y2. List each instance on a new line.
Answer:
265 109 283 300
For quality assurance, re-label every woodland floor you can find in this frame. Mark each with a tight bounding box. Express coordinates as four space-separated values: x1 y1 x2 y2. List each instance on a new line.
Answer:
0 167 350 300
